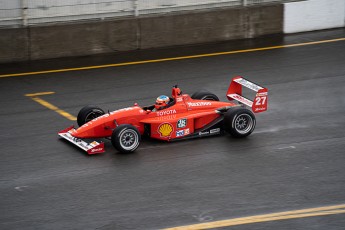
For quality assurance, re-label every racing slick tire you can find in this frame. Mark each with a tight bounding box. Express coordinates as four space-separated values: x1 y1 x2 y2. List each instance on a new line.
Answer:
224 107 256 138
111 124 141 153
77 105 105 127
191 90 219 101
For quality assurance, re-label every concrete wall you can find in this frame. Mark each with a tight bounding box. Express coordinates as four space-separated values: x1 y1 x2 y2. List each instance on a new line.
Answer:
29 19 139 60
284 0 345 33
140 5 283 49
0 4 283 63
0 28 29 63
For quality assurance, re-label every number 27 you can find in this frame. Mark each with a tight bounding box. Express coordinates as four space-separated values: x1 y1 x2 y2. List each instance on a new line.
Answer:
255 96 267 106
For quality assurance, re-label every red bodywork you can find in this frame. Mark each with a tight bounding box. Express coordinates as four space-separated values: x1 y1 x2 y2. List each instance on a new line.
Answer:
72 94 232 140
59 77 268 154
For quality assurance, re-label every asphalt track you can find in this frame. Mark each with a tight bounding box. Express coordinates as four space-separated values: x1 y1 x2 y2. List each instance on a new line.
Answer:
1 28 345 230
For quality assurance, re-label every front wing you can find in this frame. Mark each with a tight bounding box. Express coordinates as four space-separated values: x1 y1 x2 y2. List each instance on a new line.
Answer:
58 126 105 155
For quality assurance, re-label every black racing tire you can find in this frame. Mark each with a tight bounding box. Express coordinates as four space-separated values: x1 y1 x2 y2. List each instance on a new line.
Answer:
224 107 256 138
77 105 105 127
111 124 141 153
191 89 219 101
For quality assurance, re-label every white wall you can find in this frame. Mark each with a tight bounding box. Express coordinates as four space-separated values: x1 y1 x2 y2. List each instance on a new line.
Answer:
284 0 345 33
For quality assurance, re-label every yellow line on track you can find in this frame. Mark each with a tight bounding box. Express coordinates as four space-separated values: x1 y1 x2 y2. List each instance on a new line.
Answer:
24 92 55 97
25 93 77 121
1 37 345 78
164 204 345 230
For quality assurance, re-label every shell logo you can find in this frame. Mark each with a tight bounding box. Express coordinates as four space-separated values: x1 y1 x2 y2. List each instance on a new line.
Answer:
158 123 173 137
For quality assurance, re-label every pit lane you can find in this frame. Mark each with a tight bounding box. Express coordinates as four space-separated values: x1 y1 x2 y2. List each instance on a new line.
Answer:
0 28 345 230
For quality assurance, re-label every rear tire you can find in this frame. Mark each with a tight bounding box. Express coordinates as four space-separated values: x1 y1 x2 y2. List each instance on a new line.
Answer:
111 124 141 153
224 107 256 138
191 89 219 101
77 105 105 127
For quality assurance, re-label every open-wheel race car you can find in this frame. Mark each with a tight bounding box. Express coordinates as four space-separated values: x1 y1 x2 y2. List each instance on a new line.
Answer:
58 77 268 154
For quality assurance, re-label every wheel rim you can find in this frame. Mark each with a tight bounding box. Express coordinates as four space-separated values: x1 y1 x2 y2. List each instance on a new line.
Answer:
234 114 253 134
85 110 104 123
119 129 139 151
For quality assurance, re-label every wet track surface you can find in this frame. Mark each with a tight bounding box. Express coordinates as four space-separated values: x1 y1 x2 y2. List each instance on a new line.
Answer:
1 29 345 229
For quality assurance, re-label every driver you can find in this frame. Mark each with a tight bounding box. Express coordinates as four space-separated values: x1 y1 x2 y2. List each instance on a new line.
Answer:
154 95 170 111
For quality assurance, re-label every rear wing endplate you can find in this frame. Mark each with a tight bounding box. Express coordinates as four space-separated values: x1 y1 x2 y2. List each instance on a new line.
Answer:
58 126 105 154
227 76 268 113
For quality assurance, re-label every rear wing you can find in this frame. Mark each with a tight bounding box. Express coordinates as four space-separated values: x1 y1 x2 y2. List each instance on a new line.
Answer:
227 76 268 113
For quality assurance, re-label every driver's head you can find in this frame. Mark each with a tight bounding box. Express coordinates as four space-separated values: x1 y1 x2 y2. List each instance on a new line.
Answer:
155 95 170 110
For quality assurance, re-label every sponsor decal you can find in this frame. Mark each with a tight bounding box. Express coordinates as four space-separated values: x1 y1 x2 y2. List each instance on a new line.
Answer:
176 97 183 102
231 94 253 106
64 133 73 140
254 107 266 111
158 123 173 137
72 136 81 142
90 148 103 153
235 78 262 91
187 102 212 107
210 128 220 134
256 92 268 97
177 118 187 128
199 131 209 136
184 128 190 135
156 115 177 121
156 109 177 116
176 130 184 137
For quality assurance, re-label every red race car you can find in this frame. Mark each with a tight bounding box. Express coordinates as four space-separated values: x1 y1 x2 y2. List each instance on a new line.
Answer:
58 77 268 154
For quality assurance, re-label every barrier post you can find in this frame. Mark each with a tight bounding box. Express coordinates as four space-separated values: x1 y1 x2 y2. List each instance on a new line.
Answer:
21 0 28 27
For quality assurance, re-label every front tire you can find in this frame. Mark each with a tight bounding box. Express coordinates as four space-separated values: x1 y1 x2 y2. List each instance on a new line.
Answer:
111 124 141 153
77 105 105 127
191 89 219 101
224 107 256 138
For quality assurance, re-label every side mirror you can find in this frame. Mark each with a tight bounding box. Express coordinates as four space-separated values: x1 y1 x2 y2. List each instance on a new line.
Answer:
146 110 152 114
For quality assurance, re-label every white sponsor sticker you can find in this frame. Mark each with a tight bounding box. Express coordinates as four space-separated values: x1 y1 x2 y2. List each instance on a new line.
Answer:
234 78 263 92
256 92 268 97
210 128 220 134
156 109 177 116
187 102 212 107
199 131 209 136
176 130 184 137
228 94 253 107
177 118 187 128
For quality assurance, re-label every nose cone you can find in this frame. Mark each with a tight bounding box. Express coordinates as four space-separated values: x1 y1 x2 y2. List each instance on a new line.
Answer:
72 125 97 138
71 106 143 138
72 113 111 138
